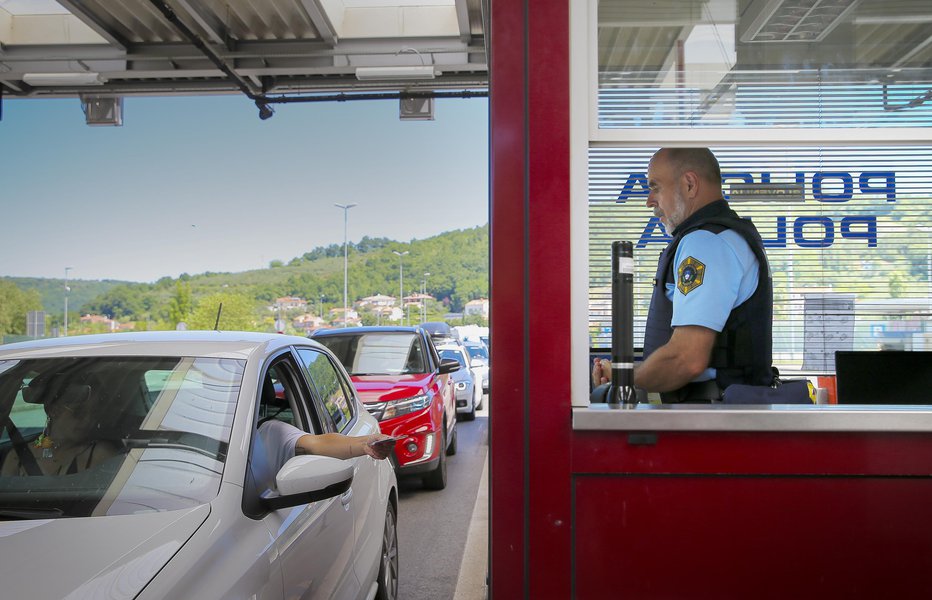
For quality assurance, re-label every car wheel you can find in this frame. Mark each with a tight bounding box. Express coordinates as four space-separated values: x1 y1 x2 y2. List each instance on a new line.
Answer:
446 417 458 456
462 400 476 421
375 501 399 600
422 428 447 490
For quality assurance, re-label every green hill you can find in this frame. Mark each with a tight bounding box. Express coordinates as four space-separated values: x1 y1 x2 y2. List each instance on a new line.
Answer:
2 225 489 333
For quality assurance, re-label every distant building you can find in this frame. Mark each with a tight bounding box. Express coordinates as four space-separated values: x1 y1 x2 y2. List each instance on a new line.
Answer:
403 292 434 309
464 298 490 318
293 313 327 332
272 296 308 311
357 293 397 309
331 307 361 327
79 313 134 332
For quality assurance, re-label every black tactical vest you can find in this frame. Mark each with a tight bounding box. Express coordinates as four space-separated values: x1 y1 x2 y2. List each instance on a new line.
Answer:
642 200 773 393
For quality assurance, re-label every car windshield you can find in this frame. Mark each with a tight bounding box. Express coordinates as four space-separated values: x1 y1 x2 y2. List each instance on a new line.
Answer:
316 333 426 375
466 345 489 361
439 349 467 368
0 356 243 519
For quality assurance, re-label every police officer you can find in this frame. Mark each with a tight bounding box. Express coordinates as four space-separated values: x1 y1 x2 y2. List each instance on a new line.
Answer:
593 147 773 403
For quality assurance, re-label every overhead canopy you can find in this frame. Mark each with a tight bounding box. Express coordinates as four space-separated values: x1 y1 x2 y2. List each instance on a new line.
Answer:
0 0 488 100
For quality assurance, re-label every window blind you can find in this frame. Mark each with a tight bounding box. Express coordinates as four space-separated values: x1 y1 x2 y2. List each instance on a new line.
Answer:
588 146 932 374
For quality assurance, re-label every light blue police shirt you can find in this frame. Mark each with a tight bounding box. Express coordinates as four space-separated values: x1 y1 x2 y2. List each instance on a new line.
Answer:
665 228 760 382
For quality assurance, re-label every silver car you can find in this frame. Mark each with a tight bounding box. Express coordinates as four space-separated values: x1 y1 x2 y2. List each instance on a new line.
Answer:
0 331 398 600
437 343 481 421
463 340 490 394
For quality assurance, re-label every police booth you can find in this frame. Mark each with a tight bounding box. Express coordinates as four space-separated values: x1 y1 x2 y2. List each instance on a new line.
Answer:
488 0 932 597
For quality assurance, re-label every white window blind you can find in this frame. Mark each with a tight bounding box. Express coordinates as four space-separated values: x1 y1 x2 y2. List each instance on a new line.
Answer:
588 146 932 374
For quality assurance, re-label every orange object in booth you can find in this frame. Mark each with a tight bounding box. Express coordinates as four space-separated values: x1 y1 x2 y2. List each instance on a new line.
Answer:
817 376 837 404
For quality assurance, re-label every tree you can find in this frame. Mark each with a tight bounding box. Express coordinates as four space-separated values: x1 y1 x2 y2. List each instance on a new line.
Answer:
188 293 261 330
0 281 43 335
168 281 193 327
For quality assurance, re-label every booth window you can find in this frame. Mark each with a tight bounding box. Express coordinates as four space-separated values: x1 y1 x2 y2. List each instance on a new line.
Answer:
582 0 932 384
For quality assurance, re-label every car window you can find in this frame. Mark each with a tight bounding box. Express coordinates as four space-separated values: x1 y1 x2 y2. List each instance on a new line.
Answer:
425 335 442 371
315 332 426 375
250 357 323 496
465 345 489 361
0 356 242 518
258 364 297 428
296 349 355 433
439 349 468 368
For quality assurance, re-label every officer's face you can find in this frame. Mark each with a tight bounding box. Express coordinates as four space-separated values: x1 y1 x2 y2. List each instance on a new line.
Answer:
646 153 688 232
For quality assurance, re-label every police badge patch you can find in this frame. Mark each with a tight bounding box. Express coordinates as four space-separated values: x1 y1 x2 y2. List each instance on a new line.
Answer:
677 256 706 295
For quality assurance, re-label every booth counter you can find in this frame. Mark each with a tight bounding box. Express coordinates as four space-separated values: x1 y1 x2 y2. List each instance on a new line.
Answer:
569 404 932 598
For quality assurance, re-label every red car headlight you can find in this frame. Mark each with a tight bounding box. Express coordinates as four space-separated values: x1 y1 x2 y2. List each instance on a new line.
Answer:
381 393 431 421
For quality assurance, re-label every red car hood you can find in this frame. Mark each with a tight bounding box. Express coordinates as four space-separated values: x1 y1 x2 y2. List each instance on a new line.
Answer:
351 373 431 403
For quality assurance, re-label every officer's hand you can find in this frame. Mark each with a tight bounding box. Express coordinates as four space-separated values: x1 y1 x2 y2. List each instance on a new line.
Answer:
592 358 610 387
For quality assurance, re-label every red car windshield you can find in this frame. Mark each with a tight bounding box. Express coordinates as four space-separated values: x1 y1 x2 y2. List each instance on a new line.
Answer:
316 333 427 376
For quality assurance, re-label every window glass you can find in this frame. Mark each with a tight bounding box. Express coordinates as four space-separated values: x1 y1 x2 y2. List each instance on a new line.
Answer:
258 364 297 427
589 145 932 373
315 332 426 375
297 349 354 433
0 356 242 517
439 348 468 368
589 1 932 384
596 0 932 130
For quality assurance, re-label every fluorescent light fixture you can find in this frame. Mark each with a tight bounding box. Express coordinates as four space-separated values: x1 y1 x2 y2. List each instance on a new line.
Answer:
23 72 106 86
355 66 436 81
739 0 860 43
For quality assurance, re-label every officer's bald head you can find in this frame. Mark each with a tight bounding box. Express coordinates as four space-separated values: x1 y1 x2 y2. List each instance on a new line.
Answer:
653 148 722 188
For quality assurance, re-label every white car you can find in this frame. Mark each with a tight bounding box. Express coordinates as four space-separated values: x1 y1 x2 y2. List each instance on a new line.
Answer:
437 343 482 420
0 331 398 600
463 340 490 395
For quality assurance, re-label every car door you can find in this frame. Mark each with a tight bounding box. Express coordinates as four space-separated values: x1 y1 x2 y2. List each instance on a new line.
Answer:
295 346 385 593
253 355 361 600
426 335 456 437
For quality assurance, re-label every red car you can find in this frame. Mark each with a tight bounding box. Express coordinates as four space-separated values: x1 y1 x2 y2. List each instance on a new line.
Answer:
312 326 459 489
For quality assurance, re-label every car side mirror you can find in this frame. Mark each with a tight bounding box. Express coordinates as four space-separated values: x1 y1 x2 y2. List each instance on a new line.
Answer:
260 455 354 510
439 358 462 374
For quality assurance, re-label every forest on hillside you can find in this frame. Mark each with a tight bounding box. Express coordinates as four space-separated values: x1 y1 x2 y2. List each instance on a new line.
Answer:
1 225 488 337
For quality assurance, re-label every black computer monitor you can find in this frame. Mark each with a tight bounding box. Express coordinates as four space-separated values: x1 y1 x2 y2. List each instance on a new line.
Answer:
835 350 932 405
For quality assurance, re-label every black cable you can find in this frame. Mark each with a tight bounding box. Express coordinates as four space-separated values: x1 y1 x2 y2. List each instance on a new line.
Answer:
262 89 488 105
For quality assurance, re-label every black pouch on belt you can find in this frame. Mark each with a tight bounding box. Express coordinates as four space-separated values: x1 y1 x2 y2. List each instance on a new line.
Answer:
722 379 813 404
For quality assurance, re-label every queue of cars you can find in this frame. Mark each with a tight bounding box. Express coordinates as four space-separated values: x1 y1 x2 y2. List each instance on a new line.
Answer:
0 331 398 600
311 326 459 490
0 323 489 598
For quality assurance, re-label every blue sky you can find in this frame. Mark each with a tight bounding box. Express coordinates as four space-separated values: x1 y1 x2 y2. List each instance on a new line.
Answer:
0 94 488 283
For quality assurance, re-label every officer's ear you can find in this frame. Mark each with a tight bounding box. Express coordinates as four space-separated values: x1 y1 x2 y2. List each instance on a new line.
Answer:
682 170 700 197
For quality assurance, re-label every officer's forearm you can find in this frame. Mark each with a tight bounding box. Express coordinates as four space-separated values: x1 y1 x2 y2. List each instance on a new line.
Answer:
634 326 716 392
633 350 699 392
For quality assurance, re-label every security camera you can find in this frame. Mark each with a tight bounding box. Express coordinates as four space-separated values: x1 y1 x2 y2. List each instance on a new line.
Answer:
256 99 274 120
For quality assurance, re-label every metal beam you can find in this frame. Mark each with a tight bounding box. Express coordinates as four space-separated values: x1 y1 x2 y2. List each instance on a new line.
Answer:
55 0 130 51
892 33 932 69
299 0 338 46
0 39 485 64
455 0 472 43
146 0 261 98
172 0 230 47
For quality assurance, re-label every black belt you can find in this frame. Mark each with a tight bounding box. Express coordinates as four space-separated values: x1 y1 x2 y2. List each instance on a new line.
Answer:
660 380 723 404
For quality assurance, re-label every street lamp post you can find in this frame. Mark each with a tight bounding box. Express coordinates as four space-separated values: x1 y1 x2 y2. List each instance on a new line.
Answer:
334 203 357 327
64 267 73 336
423 272 431 322
418 279 427 323
392 250 409 324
